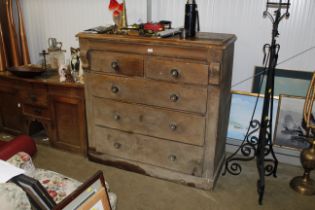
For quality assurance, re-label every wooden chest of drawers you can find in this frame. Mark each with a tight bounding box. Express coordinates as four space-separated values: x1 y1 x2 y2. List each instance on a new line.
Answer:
78 32 236 189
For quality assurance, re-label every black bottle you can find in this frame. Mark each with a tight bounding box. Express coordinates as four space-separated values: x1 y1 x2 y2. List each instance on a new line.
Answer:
184 0 199 38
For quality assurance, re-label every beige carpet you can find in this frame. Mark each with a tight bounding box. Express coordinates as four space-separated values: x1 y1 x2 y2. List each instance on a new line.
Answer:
33 144 314 210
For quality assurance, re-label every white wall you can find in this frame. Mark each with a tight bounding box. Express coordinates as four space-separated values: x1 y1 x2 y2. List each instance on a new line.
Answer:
21 0 315 92
151 0 315 91
20 0 147 64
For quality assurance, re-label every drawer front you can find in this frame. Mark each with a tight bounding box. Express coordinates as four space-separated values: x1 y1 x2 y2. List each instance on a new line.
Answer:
145 58 209 85
19 84 48 106
93 98 205 146
22 104 50 119
94 126 203 176
87 74 207 114
90 51 144 77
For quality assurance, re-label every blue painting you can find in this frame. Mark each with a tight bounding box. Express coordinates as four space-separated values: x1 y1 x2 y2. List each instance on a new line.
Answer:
227 92 278 141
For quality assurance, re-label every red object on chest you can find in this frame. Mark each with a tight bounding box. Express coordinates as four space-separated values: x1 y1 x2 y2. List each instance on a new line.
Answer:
143 22 164 32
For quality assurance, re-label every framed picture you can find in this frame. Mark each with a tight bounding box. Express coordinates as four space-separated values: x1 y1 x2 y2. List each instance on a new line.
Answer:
274 95 310 150
54 170 111 210
252 66 313 97
77 187 111 210
227 91 278 142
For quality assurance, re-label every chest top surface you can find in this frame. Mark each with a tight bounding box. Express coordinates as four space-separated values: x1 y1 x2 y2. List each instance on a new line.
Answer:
77 32 236 48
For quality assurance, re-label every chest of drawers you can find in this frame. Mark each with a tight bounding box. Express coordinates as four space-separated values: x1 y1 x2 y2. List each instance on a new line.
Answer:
78 32 236 189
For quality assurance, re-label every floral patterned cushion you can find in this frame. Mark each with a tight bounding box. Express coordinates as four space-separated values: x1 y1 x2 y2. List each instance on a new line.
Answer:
2 152 117 210
7 152 36 177
33 169 81 203
0 182 31 210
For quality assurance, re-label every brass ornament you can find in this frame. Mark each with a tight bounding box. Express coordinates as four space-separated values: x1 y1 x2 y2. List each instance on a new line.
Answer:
290 72 315 195
120 0 127 29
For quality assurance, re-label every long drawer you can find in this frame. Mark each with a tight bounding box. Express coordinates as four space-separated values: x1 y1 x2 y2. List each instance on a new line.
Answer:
87 74 207 114
94 126 204 176
93 98 205 146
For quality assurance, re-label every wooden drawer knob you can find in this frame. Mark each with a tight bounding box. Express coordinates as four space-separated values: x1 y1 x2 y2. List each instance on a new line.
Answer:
111 61 119 71
114 114 121 121
34 108 42 115
30 94 37 102
169 123 177 131
111 85 119 94
114 142 122 149
170 94 179 102
170 69 179 78
169 154 177 161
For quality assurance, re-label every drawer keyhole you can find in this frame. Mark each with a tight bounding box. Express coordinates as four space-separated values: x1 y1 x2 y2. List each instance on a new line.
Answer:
111 86 119 94
114 142 121 149
111 61 119 71
170 69 179 78
170 94 179 102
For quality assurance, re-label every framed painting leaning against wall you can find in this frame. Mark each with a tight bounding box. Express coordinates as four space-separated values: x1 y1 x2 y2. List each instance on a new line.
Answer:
227 91 278 143
252 66 313 97
273 94 310 150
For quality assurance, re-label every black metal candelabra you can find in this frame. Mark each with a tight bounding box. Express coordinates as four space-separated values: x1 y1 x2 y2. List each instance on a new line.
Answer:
223 0 290 205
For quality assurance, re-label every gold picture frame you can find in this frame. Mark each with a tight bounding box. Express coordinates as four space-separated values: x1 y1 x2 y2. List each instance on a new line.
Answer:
227 90 278 142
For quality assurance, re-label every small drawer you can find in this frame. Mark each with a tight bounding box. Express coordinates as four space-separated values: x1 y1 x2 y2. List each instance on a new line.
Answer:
94 126 204 176
93 98 205 146
19 84 48 106
22 104 50 119
90 51 144 77
145 58 209 85
87 74 207 114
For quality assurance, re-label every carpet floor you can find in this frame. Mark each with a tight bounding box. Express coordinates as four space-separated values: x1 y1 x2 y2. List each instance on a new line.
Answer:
33 144 314 210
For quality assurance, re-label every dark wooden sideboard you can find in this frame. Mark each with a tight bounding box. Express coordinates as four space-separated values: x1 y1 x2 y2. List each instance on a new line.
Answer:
78 32 236 189
0 71 87 154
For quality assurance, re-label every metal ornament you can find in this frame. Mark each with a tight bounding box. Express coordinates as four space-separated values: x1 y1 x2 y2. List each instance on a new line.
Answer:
120 0 128 28
290 72 315 195
290 138 315 195
223 0 290 205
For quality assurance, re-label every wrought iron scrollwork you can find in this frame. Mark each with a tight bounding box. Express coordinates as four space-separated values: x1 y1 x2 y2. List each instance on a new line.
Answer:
223 120 278 177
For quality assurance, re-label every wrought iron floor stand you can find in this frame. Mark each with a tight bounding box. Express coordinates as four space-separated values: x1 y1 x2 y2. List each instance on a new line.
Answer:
223 1 290 205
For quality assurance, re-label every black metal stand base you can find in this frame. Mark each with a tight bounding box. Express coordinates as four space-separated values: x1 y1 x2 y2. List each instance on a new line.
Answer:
223 0 290 205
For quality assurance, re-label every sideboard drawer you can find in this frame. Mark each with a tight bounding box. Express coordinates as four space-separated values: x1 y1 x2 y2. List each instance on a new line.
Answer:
19 84 48 106
87 74 207 114
90 51 144 77
145 58 209 86
93 98 205 146
94 126 203 176
22 104 50 119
